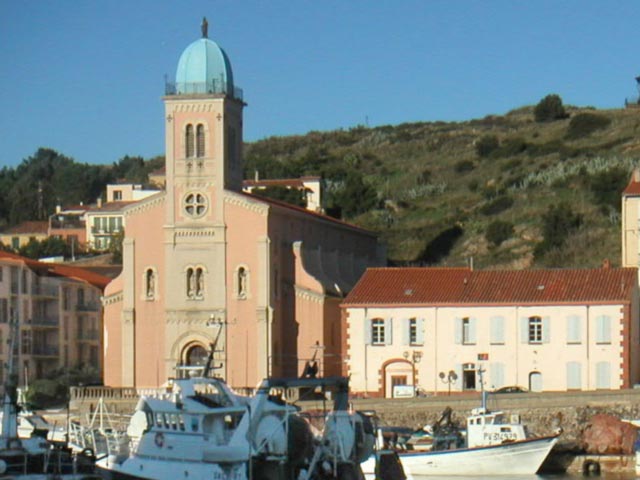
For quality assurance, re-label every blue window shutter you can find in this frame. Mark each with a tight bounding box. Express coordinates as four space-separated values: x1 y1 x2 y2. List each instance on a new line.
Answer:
469 318 477 344
490 362 505 389
364 318 372 345
542 316 551 343
454 318 462 344
520 317 529 343
385 318 393 345
402 318 410 346
596 315 611 344
490 316 505 344
566 315 581 343
416 318 425 345
566 361 581 390
596 361 611 389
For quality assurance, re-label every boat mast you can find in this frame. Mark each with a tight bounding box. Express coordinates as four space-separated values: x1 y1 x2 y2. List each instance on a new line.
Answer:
1 316 20 443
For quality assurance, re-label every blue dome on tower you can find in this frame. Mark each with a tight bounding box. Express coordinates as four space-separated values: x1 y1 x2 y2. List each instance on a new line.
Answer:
170 20 241 99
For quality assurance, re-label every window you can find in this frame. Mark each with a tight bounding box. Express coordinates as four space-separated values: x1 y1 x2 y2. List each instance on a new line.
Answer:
595 315 611 344
186 267 204 299
21 330 31 355
462 363 476 390
196 124 205 157
528 316 542 343
63 288 70 311
462 317 475 344
11 237 19 250
371 318 385 345
184 193 208 218
145 268 156 299
489 362 505 389
0 266 3 282
113 190 122 201
77 288 85 308
409 318 417 344
0 299 7 323
185 124 195 158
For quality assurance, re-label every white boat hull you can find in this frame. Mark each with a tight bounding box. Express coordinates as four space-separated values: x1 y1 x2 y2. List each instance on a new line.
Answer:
97 456 247 480
362 435 558 478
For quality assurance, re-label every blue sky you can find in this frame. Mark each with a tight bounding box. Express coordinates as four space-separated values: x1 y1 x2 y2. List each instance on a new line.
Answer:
2 1 638 167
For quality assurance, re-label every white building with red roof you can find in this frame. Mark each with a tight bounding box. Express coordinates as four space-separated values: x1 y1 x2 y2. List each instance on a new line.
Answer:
342 265 640 397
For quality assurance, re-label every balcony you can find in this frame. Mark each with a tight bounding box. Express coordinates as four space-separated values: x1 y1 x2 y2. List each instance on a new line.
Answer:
31 345 59 357
32 284 59 297
78 329 100 341
30 316 59 328
76 302 100 312
165 80 243 101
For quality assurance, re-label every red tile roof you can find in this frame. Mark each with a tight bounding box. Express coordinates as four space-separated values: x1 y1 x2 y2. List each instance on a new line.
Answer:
0 250 111 290
89 201 135 213
2 221 49 235
243 179 305 188
343 267 637 306
623 175 640 195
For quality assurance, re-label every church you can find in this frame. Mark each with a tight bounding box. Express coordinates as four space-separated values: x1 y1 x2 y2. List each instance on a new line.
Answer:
102 22 384 389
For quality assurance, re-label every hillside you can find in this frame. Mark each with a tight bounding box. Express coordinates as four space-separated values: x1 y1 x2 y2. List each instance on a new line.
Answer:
244 103 640 270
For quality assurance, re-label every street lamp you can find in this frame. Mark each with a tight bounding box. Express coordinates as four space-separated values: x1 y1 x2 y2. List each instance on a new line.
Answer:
403 350 423 395
439 370 458 396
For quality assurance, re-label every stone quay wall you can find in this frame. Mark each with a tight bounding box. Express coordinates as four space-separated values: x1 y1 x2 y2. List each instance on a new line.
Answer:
70 386 640 445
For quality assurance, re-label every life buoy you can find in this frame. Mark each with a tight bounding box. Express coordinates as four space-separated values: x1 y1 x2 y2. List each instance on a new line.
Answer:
154 432 165 448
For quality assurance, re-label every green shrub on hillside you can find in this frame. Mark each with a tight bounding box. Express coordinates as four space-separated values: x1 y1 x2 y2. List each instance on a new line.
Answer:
534 94 568 122
565 113 611 139
480 195 513 215
476 134 500 157
587 166 628 212
454 160 475 173
486 220 514 247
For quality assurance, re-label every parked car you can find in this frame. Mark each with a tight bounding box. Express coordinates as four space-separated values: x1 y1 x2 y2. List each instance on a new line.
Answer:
493 385 527 394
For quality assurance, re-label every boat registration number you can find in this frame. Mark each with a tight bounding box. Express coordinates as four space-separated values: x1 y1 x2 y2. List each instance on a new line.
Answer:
483 432 518 443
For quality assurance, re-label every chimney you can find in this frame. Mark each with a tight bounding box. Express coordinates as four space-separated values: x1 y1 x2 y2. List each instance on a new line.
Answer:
97 197 103 208
254 170 260 181
634 168 640 182
55 205 61 214
602 258 611 269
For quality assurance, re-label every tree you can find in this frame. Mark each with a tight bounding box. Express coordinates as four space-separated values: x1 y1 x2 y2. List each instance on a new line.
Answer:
251 186 308 208
534 203 583 257
534 94 568 122
109 229 124 265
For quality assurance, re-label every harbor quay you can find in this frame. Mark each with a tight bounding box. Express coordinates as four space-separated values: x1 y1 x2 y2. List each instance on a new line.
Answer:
68 386 640 474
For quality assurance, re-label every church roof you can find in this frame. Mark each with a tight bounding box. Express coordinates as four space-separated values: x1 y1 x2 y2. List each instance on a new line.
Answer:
175 37 235 96
343 266 637 306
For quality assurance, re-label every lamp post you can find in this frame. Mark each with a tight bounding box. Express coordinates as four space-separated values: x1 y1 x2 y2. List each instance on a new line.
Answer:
439 370 458 396
403 350 423 396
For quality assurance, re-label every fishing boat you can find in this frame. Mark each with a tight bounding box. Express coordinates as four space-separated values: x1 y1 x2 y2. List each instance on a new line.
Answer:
362 403 560 478
96 344 377 480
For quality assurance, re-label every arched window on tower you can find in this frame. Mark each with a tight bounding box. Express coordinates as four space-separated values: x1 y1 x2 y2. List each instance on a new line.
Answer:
185 124 195 158
186 266 204 300
196 124 205 157
145 268 156 300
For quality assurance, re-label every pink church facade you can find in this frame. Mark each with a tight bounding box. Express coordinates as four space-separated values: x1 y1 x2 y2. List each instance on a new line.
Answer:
103 29 383 389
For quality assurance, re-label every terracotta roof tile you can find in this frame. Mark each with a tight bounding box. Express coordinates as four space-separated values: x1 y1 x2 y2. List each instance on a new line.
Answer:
2 221 49 235
623 176 640 196
343 267 637 306
88 201 135 212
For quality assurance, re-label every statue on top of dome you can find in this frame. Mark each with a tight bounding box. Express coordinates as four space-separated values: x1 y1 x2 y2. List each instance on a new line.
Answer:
201 17 208 38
